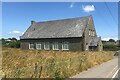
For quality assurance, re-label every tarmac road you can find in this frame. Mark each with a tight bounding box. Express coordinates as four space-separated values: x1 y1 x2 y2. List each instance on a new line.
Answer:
72 57 119 78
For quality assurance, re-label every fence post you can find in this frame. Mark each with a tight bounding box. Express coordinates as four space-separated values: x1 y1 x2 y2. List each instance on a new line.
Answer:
30 74 33 79
14 68 20 78
17 69 20 78
3 74 6 80
34 62 38 78
69 58 71 68
38 66 42 78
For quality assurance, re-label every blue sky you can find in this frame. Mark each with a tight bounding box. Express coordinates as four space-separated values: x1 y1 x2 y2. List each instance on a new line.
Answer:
2 2 118 41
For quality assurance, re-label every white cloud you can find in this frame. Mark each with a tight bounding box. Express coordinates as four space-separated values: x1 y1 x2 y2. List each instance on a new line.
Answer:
21 32 24 35
70 3 75 8
82 5 95 12
9 30 23 35
102 37 118 41
7 30 24 40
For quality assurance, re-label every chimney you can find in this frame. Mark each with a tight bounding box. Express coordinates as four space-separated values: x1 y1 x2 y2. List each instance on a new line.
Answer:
31 20 36 25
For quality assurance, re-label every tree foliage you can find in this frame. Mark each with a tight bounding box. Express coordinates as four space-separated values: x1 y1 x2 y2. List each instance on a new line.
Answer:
1 37 20 48
102 39 120 51
109 39 115 42
103 44 120 51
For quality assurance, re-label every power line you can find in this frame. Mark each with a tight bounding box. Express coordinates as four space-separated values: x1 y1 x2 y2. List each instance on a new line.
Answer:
104 1 117 26
89 0 117 29
88 0 112 28
88 0 118 38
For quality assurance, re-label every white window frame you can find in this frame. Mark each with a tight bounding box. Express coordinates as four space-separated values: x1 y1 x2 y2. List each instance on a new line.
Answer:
29 43 34 49
52 42 59 50
62 42 69 50
36 43 42 50
44 42 50 50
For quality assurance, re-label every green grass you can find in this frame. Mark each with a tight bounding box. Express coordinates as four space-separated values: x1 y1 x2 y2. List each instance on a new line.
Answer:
2 47 114 78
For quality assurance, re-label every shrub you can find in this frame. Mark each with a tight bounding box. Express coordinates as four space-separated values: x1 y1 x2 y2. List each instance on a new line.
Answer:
103 44 120 51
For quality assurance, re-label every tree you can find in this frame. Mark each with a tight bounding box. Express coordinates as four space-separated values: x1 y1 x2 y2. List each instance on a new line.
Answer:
9 41 16 48
11 37 17 41
1 38 6 46
1 37 20 48
9 39 20 48
103 44 118 51
15 40 20 48
109 39 115 42
8 38 12 40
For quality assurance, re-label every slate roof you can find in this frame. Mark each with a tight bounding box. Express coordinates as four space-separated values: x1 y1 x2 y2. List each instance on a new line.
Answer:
89 37 101 46
21 16 90 39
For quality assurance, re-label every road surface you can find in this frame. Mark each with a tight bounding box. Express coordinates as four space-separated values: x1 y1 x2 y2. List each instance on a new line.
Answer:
72 58 119 78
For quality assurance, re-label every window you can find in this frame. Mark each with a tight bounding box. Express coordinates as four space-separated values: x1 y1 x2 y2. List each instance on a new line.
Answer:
62 42 69 50
29 43 34 49
91 30 93 36
89 29 91 36
93 31 94 36
52 42 59 50
36 43 42 50
44 42 50 50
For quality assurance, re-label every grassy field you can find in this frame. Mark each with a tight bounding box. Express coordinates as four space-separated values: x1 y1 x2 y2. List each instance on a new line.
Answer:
2 47 114 78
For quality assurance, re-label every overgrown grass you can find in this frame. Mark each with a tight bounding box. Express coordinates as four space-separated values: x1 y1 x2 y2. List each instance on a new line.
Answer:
2 47 114 78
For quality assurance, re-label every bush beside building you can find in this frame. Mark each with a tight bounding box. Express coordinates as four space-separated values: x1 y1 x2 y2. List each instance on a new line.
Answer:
102 39 120 51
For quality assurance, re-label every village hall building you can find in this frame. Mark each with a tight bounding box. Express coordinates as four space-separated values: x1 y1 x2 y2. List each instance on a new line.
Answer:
20 15 103 51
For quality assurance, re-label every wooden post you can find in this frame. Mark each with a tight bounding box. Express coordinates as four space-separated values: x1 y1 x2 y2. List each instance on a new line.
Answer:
34 63 38 78
4 74 7 80
30 74 33 79
38 66 42 78
69 58 71 68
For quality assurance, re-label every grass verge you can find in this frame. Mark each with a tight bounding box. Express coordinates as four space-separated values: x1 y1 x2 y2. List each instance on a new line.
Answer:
2 47 114 78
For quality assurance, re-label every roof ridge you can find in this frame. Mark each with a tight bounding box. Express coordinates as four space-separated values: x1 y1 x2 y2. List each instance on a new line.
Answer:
35 15 91 24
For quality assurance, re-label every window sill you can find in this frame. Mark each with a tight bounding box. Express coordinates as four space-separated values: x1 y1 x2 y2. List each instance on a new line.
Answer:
36 48 42 50
44 49 50 50
62 49 69 50
29 48 34 50
53 49 59 50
